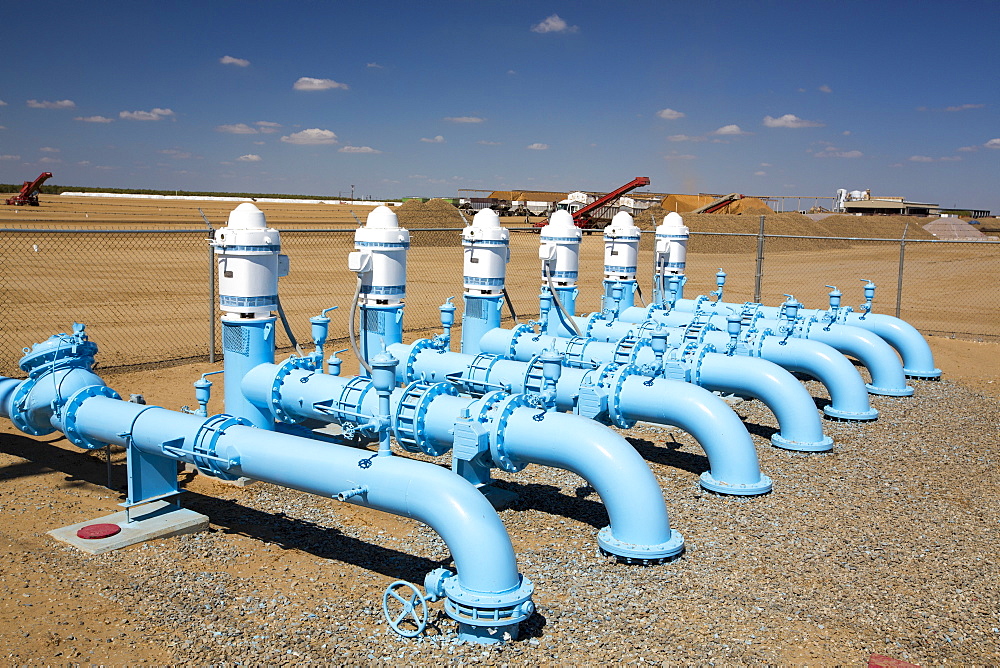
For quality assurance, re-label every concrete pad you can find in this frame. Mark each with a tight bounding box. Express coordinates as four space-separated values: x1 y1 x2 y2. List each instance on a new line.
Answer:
47 500 209 555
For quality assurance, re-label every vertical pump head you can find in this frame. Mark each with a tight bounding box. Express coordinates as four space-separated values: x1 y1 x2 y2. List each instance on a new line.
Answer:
462 208 510 296
603 211 641 281
654 212 689 276
539 210 582 287
214 203 288 319
350 206 410 307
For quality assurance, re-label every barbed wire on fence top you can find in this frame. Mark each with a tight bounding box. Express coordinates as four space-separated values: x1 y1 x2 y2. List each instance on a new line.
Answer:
2 228 997 377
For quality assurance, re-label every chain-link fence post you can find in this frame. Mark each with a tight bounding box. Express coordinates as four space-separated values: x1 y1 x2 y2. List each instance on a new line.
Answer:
753 215 765 302
206 218 216 363
896 222 908 319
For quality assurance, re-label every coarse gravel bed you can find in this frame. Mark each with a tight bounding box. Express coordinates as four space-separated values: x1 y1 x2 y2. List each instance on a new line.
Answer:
2 377 999 665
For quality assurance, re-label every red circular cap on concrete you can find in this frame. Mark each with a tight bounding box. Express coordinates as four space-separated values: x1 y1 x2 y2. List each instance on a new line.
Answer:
76 523 122 540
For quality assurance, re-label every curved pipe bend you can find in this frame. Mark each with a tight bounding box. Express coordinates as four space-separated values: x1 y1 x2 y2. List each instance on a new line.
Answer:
697 354 834 452
617 376 771 495
501 409 684 561
846 313 941 379
801 324 913 396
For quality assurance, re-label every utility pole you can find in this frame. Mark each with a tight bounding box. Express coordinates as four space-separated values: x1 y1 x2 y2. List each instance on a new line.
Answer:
351 184 355 201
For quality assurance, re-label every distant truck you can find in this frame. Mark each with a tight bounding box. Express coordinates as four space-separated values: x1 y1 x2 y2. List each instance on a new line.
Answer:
5 172 53 206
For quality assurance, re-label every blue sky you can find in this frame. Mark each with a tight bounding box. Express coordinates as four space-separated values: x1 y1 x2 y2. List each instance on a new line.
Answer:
2 1 997 211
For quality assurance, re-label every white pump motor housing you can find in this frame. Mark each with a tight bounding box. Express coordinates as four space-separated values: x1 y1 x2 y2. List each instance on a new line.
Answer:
539 210 582 287
214 203 288 318
463 208 510 295
349 205 410 307
603 211 641 281
655 211 689 275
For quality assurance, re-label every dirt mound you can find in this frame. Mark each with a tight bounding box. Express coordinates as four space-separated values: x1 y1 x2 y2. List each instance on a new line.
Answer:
394 198 464 247
394 198 464 228
812 215 936 240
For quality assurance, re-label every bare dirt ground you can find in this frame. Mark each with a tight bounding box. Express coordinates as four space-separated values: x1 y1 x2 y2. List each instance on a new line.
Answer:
1 195 998 665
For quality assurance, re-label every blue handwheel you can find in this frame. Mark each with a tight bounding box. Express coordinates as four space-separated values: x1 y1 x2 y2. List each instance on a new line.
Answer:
382 580 428 638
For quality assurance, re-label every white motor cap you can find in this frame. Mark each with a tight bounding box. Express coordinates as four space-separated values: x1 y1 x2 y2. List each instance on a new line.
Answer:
472 207 501 228
657 211 689 234
366 205 400 229
227 202 267 229
606 210 640 236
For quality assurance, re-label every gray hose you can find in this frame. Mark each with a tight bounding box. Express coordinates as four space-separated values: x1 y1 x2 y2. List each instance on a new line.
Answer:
349 274 374 375
544 260 582 337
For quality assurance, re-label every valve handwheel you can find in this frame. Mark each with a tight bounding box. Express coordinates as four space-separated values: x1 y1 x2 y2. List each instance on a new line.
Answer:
382 581 428 637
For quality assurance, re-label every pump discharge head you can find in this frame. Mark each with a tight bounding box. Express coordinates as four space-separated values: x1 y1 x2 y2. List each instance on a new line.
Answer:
213 203 287 319
603 211 641 282
462 208 510 296
349 206 409 307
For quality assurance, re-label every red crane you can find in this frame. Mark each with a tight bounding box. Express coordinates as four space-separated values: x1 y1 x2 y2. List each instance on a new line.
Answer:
535 176 651 229
5 172 53 206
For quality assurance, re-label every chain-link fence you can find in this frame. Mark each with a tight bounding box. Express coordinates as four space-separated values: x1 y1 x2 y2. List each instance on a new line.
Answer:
2 225 998 377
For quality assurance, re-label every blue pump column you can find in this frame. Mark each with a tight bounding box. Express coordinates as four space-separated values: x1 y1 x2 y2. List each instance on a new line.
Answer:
213 203 288 429
461 209 510 355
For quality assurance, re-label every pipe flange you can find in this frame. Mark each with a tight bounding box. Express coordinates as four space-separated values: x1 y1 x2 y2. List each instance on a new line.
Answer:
771 432 834 453
466 353 504 394
521 355 546 395
442 574 535 629
331 376 376 434
270 357 313 424
606 364 639 429
699 470 773 496
403 338 438 384
506 324 535 358
823 404 880 421
597 525 685 564
393 381 459 456
613 336 639 365
562 337 592 368
9 377 53 436
190 414 250 480
679 342 715 386
626 337 652 364
62 385 122 450
485 393 533 473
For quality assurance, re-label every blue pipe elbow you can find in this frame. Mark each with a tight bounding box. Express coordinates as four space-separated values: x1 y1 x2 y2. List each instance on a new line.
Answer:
697 354 834 452
500 410 684 562
804 325 913 396
846 313 941 379
618 376 771 496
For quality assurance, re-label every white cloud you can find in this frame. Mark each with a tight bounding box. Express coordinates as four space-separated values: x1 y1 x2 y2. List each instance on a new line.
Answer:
159 149 192 159
120 108 175 121
656 108 685 120
531 14 578 33
957 145 978 152
842 130 851 136
0 100 7 106
281 128 338 145
367 62 383 69
1 154 21 160
237 154 262 162
220 55 250 67
293 77 349 91
444 116 485 123
763 114 824 128
760 162 772 167
819 84 832 93
909 155 935 162
27 99 75 109
713 124 747 135
945 103 984 112
216 123 258 134
40 147 59 152
39 156 61 164
75 115 114 123
754 170 767 176
339 146 382 154
940 156 962 162
985 138 1000 149
526 143 549 150
664 153 696 160
668 134 705 142
420 135 445 143
0 126 5 130
477 140 501 146
815 148 863 158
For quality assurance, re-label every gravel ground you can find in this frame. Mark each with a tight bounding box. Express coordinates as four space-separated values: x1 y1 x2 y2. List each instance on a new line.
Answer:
1 372 998 665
